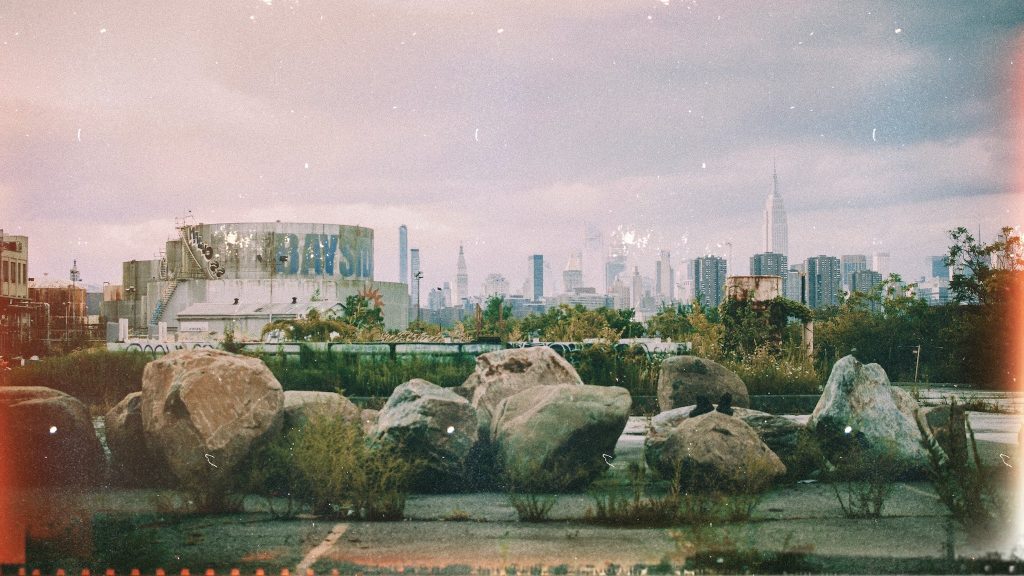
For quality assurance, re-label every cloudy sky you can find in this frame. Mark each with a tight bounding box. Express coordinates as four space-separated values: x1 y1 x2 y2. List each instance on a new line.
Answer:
2 1 1022 294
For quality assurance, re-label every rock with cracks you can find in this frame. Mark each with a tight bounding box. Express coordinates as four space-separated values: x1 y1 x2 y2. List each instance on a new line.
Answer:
649 404 803 464
808 355 927 477
645 411 785 492
656 355 750 413
104 392 170 487
0 386 105 487
491 384 631 492
140 349 284 506
462 346 584 441
370 379 479 492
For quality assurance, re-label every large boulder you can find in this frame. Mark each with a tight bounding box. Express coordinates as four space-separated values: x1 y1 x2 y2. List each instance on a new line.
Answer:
491 384 631 492
370 379 479 491
644 411 785 492
649 405 803 463
0 386 105 487
462 346 584 440
104 392 170 487
807 355 927 476
140 349 284 504
282 390 361 430
656 356 749 413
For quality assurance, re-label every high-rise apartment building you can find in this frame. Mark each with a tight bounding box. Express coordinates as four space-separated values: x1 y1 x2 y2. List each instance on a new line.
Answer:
528 254 544 301
763 167 788 257
840 254 868 292
751 252 789 297
692 255 727 308
631 266 643 308
850 269 883 295
563 252 584 294
399 225 408 291
785 267 804 303
456 244 469 303
805 255 842 309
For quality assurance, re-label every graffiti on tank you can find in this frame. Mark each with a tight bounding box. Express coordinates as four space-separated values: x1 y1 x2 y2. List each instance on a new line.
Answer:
275 232 372 279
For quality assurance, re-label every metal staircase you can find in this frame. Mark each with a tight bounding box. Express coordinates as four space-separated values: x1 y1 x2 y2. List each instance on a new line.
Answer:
178 225 221 279
151 279 182 324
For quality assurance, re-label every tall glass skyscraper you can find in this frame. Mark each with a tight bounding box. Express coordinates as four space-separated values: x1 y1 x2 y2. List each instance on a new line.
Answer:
456 244 469 303
763 167 788 258
399 225 408 292
528 254 544 301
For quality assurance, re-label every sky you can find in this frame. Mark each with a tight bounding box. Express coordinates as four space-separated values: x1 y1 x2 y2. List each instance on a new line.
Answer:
2 1 1023 295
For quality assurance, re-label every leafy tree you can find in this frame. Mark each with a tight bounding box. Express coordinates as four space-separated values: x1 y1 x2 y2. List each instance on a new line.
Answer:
342 294 384 329
646 304 691 341
261 308 356 342
945 226 1024 305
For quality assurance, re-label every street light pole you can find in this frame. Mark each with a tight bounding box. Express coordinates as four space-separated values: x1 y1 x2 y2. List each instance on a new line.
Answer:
913 344 921 383
414 271 423 324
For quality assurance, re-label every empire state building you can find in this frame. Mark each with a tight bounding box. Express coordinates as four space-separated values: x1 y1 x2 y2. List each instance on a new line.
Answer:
763 167 788 257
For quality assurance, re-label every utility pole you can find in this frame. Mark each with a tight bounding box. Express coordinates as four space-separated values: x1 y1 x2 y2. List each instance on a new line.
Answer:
913 344 921 383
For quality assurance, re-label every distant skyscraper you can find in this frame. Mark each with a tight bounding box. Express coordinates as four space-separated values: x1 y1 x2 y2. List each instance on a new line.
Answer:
563 252 583 294
631 266 643 308
840 254 868 291
692 255 727 308
763 167 788 257
583 223 604 291
482 273 509 297
872 252 891 279
399 225 408 291
750 252 789 296
656 250 674 303
851 269 883 295
528 254 544 301
930 256 950 280
805 255 842 309
785 267 804 303
605 252 626 294
456 244 469 303
410 248 421 308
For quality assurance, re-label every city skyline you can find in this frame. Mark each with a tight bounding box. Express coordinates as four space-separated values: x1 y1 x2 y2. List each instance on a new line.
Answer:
2 3 1021 291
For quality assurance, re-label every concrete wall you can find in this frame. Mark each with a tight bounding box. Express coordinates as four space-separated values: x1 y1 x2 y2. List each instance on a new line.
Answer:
725 275 782 302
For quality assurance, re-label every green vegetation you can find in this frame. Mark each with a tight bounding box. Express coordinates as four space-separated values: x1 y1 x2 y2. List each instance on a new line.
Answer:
507 493 559 522
233 407 422 520
922 399 1011 538
4 349 149 410
583 462 766 528
262 348 477 397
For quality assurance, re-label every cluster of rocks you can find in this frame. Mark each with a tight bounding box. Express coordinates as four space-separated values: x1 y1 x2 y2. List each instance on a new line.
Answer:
2 346 935 502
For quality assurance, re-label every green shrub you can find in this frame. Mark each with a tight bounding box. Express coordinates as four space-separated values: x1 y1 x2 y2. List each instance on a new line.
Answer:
827 442 904 518
235 427 311 518
507 493 558 522
292 414 414 520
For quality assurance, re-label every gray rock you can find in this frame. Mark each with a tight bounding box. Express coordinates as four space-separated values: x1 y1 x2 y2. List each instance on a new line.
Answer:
282 390 361 430
140 349 284 503
491 384 631 492
656 356 750 413
104 392 170 487
645 411 785 492
462 346 584 441
371 379 479 491
650 405 802 462
0 386 105 487
808 355 927 476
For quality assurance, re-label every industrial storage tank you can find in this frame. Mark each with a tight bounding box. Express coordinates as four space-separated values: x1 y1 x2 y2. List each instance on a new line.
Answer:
166 222 374 281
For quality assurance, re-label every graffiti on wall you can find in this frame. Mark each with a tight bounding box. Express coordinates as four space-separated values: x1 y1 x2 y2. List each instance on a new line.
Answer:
274 231 373 279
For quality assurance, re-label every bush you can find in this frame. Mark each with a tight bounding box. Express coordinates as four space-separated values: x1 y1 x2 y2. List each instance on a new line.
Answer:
827 442 904 518
507 493 558 522
292 414 415 520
